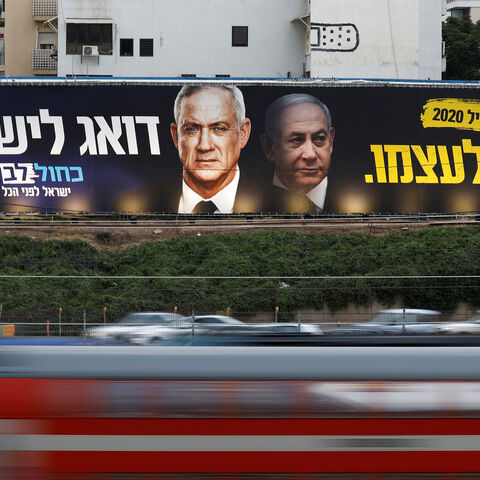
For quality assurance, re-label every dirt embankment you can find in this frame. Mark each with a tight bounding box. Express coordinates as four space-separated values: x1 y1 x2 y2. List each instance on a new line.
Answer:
0 220 466 251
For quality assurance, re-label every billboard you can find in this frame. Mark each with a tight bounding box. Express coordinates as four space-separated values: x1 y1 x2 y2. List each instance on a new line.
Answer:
1 81 480 215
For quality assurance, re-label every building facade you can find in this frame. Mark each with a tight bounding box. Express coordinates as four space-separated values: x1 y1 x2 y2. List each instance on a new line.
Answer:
310 0 443 80
446 0 480 22
57 0 309 78
2 0 57 77
2 0 443 80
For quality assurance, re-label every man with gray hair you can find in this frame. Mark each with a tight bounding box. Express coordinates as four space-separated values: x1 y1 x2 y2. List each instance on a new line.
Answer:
170 85 256 213
261 93 335 213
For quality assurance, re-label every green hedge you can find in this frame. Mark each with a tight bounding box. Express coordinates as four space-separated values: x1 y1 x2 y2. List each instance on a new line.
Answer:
0 227 479 319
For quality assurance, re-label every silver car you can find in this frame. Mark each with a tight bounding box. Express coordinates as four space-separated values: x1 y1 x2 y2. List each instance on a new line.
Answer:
325 309 442 335
85 312 185 341
252 323 323 335
127 315 323 345
439 315 480 335
126 315 249 345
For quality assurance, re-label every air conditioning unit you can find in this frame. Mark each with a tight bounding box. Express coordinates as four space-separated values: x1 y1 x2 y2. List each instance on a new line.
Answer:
82 45 99 56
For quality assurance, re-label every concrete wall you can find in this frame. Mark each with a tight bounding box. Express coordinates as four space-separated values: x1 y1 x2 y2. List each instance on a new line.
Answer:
57 0 308 78
310 0 442 80
471 6 480 20
418 0 443 79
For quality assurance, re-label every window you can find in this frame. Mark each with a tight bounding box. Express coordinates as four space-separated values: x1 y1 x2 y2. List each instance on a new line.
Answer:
181 74 196 77
450 8 470 19
195 318 222 324
120 38 133 56
232 26 248 47
66 23 113 55
139 38 153 57
39 32 56 50
216 74 230 78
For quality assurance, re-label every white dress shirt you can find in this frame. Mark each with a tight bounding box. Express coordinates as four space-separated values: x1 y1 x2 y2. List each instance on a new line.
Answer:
273 172 328 212
178 167 240 214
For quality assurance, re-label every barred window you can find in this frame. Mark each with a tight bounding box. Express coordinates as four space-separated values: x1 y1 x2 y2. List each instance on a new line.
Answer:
66 23 113 55
139 38 154 57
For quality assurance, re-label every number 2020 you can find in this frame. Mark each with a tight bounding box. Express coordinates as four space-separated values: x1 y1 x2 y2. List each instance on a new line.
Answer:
432 108 464 123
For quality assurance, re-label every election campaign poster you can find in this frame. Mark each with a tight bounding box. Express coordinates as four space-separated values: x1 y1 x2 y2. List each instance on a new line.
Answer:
0 80 479 215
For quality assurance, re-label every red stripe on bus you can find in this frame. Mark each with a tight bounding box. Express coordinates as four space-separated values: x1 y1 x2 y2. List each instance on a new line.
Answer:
43 417 480 436
41 451 480 473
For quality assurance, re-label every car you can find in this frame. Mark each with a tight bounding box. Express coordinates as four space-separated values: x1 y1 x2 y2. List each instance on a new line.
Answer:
438 315 480 335
126 316 323 345
84 312 186 341
252 323 323 335
126 315 261 345
324 309 442 336
126 315 250 345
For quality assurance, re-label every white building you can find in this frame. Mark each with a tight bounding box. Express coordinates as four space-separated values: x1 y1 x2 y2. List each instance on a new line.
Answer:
446 0 480 22
53 0 443 80
57 0 309 78
310 0 443 80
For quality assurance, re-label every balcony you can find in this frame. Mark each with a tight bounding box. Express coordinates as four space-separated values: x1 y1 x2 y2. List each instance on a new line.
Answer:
32 48 57 74
33 0 57 20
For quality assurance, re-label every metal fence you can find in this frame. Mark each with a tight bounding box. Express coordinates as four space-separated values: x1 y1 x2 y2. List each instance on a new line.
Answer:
0 307 472 324
1 307 479 338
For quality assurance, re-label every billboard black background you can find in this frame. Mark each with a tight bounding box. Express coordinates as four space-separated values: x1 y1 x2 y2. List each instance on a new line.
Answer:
1 82 479 214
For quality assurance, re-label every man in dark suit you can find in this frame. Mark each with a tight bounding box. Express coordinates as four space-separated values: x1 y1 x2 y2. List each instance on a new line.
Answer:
111 85 264 214
170 85 258 213
260 94 335 213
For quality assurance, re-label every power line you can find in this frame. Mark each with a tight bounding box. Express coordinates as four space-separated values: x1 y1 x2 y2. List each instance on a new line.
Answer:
0 275 480 280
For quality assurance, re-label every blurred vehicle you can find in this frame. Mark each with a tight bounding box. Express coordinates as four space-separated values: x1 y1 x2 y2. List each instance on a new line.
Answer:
127 316 323 345
127 315 250 345
85 312 185 341
438 314 480 335
325 308 442 335
253 323 323 335
4 346 480 475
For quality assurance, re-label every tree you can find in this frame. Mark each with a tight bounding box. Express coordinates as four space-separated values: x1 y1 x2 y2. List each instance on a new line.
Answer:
442 16 480 80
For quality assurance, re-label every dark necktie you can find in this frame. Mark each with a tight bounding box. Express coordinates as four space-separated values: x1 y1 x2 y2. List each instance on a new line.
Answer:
192 200 217 214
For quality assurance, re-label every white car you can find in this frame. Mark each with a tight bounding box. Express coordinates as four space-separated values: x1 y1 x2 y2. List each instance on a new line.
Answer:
126 315 250 345
85 312 185 341
439 315 480 335
252 323 323 335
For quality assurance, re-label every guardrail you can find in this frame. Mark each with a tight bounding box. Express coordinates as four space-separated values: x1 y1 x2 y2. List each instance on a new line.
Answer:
0 211 479 222
2 320 480 339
